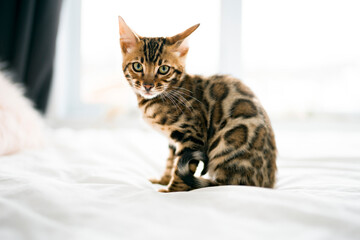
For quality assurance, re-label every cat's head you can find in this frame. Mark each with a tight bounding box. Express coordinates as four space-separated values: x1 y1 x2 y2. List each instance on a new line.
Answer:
118 16 199 99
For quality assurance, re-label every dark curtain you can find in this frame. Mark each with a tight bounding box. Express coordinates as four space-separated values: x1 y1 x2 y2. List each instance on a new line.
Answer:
0 0 63 113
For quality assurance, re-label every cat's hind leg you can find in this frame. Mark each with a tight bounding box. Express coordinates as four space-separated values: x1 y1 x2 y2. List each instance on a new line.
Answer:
149 145 176 186
159 158 200 192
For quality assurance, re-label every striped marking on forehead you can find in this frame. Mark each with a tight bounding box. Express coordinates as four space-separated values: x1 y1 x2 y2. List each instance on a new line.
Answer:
142 37 166 63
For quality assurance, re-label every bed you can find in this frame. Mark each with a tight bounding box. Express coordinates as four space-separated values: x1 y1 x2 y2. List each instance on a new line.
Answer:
1 120 360 240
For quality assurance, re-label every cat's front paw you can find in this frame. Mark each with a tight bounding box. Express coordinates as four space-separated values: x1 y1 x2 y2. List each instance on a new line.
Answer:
149 177 170 185
149 178 160 184
158 188 170 193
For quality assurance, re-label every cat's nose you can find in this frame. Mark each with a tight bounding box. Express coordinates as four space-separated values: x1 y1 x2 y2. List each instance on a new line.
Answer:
143 83 154 92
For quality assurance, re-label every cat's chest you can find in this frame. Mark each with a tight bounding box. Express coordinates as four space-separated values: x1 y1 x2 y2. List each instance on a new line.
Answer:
139 96 205 139
140 101 178 135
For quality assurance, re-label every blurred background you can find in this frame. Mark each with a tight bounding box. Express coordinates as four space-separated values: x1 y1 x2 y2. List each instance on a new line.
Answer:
1 0 360 129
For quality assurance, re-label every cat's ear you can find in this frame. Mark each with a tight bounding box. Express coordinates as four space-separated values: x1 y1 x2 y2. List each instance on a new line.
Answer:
118 16 140 54
167 24 200 57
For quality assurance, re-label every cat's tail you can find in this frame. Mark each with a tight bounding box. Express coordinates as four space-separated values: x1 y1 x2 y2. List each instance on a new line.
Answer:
177 150 219 189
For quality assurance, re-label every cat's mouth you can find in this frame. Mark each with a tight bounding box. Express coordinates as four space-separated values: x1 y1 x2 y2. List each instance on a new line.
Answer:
139 90 160 99
137 85 167 99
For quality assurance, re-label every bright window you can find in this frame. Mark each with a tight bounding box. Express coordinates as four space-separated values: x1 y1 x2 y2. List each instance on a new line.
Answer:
241 0 360 118
50 0 360 124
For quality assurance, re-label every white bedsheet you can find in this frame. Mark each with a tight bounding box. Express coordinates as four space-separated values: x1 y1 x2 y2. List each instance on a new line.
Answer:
1 125 360 240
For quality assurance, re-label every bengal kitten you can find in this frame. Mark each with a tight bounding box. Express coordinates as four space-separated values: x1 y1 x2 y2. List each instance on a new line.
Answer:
118 17 277 192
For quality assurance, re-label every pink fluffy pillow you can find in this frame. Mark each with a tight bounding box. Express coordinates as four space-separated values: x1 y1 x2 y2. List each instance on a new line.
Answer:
0 71 45 155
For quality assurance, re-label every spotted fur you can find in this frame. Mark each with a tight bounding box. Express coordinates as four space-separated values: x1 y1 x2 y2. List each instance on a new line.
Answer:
118 17 277 192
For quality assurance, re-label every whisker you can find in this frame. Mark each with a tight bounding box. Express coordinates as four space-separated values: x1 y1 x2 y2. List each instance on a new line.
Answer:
170 93 189 111
164 92 183 114
172 86 194 94
169 90 194 113
160 93 165 103
171 86 203 104
171 90 196 107
167 92 186 111
174 89 202 104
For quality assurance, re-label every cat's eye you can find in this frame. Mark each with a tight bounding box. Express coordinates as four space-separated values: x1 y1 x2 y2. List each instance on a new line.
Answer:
132 62 143 72
158 65 170 75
